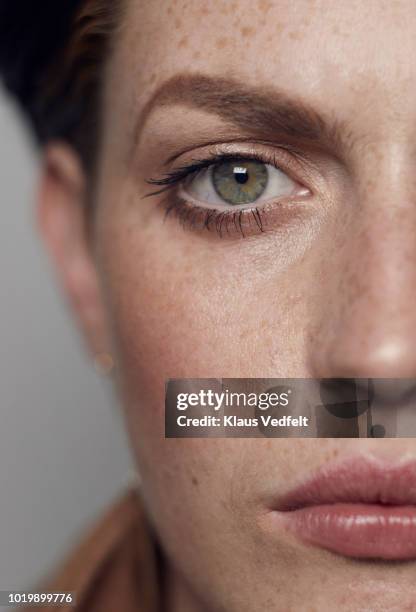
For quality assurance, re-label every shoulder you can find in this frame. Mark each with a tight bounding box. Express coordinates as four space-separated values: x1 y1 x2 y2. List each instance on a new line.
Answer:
27 488 161 612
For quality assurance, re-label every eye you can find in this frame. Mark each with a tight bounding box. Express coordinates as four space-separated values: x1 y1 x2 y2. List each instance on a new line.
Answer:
183 158 307 208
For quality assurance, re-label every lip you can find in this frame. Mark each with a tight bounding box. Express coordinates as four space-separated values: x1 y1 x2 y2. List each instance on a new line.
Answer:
271 457 416 560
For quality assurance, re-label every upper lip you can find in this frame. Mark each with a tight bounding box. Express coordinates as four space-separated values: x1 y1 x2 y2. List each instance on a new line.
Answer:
274 456 416 511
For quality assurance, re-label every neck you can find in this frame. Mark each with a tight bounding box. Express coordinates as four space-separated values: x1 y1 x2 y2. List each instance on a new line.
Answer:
164 564 210 612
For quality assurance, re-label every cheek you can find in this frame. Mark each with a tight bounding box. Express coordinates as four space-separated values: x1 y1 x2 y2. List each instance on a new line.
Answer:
94 211 316 524
92 193 318 514
93 182 317 470
96 217 309 420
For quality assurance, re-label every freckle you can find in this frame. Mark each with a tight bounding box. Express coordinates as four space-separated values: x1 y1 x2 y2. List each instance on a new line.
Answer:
178 36 188 48
201 5 209 15
193 50 201 59
167 6 173 15
216 37 228 49
175 18 182 29
241 26 254 37
191 476 199 486
259 0 273 12
289 30 301 40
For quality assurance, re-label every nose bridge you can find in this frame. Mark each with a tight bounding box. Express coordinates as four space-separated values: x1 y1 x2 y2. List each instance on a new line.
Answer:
308 161 416 379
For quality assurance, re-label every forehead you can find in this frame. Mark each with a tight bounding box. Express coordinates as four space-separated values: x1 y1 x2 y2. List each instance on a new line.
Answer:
106 0 416 144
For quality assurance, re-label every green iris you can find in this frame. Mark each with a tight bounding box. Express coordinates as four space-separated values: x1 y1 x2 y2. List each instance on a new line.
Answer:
212 160 268 205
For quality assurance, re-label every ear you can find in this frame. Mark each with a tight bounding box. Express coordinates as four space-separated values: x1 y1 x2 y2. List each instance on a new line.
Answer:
37 143 111 366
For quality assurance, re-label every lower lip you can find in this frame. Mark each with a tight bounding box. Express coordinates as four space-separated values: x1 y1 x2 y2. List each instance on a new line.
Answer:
280 504 416 560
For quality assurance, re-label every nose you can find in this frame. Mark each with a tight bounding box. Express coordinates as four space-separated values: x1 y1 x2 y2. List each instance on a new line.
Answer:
308 177 416 380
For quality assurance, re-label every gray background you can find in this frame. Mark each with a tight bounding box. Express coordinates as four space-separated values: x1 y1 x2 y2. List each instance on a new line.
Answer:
0 87 133 594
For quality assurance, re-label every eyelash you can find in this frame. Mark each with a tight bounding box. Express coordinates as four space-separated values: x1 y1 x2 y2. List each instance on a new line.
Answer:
145 151 304 238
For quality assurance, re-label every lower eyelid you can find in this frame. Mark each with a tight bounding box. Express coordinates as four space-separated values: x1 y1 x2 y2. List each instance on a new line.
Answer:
163 195 267 237
159 189 314 240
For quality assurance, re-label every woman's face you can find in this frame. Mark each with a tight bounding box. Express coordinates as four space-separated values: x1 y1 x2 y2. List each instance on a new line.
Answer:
44 0 416 609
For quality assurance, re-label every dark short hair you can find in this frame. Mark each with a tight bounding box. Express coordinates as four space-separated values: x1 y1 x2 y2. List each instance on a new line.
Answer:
0 0 121 168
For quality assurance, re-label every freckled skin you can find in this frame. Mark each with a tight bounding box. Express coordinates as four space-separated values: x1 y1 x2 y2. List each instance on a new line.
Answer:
178 36 188 49
216 37 228 50
240 26 254 38
53 0 416 610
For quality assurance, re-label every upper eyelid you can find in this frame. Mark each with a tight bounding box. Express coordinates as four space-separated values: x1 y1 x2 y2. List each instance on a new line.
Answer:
161 137 319 170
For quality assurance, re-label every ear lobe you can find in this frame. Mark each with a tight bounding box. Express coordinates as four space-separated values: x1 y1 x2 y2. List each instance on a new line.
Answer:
37 143 111 360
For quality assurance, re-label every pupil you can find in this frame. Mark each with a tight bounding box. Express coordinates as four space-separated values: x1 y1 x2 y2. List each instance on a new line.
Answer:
234 167 249 184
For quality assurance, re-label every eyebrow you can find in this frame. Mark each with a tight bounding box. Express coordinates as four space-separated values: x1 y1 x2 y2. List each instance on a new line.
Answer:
135 73 346 150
